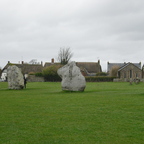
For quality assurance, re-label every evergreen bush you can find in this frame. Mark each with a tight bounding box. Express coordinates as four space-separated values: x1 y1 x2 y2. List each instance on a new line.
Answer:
42 65 62 81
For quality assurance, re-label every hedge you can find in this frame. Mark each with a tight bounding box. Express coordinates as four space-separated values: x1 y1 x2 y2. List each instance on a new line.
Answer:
34 72 116 82
85 76 116 82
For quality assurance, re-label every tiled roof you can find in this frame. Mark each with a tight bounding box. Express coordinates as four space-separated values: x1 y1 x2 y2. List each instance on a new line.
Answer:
4 63 43 74
44 62 60 67
107 63 125 72
76 62 102 73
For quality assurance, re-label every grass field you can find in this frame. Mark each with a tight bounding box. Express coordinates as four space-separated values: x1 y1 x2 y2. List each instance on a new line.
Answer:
0 82 144 144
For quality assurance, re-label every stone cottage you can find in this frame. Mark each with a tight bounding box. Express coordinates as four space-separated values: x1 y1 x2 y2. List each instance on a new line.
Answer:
118 62 142 81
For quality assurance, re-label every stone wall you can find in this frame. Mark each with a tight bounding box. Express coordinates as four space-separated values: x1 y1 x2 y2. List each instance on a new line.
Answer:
27 75 44 82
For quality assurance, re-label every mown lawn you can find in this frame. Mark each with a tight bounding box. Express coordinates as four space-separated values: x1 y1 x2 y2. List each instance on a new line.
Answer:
0 82 144 144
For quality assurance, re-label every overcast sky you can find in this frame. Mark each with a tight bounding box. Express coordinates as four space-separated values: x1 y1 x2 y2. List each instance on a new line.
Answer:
0 0 144 71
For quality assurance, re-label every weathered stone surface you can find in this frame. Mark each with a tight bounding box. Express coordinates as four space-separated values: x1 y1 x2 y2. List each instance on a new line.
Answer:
57 61 86 91
7 65 24 89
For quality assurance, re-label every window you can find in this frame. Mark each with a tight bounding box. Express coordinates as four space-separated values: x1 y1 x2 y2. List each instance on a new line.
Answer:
124 72 126 78
130 70 132 78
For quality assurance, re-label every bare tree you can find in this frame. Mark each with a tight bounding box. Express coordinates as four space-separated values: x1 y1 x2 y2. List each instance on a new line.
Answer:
29 59 38 64
57 47 73 65
109 66 119 77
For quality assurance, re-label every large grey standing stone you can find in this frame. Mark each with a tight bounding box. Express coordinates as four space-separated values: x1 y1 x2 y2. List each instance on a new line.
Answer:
57 61 86 91
7 65 24 89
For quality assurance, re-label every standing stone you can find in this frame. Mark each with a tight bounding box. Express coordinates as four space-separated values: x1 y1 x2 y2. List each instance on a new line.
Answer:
57 61 86 91
7 65 24 89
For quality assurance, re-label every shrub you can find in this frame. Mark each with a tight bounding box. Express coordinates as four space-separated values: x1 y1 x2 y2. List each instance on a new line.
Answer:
28 72 35 75
85 76 116 82
35 72 43 77
42 65 62 82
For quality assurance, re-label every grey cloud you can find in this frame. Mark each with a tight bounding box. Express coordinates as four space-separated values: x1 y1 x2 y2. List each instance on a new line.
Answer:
0 0 144 70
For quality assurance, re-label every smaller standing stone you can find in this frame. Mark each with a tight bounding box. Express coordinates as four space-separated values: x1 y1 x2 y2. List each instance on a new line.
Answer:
57 61 86 91
7 65 24 89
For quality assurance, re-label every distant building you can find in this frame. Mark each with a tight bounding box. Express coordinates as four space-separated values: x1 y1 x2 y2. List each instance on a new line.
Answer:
76 60 102 76
107 62 126 74
44 59 102 76
107 62 141 73
2 59 102 82
2 61 43 81
107 62 142 81
118 62 142 81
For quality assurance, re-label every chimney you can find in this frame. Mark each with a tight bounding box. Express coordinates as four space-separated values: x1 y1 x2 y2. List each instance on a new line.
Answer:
21 61 24 64
41 61 43 66
8 61 10 64
98 60 100 64
51 58 54 64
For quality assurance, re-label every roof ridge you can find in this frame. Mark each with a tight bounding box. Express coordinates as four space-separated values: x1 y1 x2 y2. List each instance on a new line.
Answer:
118 62 141 71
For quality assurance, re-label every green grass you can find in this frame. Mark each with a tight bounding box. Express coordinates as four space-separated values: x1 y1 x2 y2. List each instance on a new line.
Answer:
0 82 144 144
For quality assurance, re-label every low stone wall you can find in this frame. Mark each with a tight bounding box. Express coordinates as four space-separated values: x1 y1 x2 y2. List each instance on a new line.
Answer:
27 75 44 82
113 78 129 82
113 78 122 82
114 78 143 82
140 79 144 82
